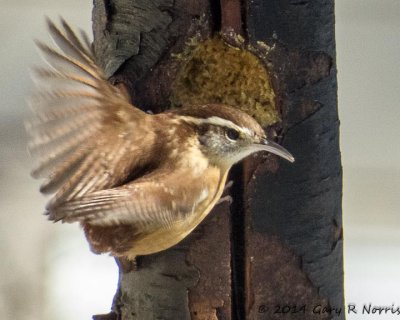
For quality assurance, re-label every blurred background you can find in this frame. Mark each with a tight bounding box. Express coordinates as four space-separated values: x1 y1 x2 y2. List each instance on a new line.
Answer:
0 1 399 319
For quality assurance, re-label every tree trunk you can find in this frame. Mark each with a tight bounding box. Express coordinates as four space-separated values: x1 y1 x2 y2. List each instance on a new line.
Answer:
92 1 343 319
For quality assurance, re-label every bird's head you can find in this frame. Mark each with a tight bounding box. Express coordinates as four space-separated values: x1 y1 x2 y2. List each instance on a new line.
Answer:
172 104 295 168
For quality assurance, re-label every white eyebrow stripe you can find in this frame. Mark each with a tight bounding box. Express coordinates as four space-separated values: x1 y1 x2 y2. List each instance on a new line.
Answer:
182 116 252 136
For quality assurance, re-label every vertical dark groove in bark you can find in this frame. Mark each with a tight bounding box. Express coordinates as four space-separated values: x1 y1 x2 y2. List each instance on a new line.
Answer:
210 0 222 32
229 166 245 320
239 0 248 40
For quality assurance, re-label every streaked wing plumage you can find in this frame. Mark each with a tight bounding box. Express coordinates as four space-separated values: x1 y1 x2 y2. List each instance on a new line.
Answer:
48 180 197 231
27 18 148 209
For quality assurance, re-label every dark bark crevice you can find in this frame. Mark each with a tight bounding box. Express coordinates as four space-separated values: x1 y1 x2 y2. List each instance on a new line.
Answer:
229 166 245 320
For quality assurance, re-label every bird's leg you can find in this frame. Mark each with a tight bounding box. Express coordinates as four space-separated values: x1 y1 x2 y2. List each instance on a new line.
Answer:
224 180 234 191
217 195 233 205
217 180 234 205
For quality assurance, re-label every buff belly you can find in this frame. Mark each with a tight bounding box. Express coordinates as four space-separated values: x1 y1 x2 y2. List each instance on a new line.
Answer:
125 175 228 258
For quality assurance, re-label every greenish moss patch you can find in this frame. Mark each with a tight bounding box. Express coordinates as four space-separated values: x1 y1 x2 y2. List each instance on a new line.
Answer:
170 37 278 127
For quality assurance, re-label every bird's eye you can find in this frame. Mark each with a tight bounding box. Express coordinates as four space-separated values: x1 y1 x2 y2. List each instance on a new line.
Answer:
226 129 240 141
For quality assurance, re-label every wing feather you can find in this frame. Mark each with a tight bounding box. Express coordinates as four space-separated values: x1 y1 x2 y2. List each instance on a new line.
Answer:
32 67 98 89
39 149 87 194
46 17 93 64
47 181 194 234
27 18 151 208
59 17 93 57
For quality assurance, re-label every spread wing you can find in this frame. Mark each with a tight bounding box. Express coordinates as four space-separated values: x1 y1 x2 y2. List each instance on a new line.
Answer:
26 18 151 209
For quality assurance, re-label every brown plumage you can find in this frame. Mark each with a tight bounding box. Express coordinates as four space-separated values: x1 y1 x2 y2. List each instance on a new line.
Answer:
27 18 294 259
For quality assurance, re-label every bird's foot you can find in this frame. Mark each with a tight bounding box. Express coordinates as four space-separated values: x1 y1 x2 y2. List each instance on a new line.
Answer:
224 180 234 192
217 195 233 205
217 180 234 205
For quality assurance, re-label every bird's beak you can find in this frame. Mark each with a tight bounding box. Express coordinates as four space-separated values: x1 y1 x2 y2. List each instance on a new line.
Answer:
254 138 295 163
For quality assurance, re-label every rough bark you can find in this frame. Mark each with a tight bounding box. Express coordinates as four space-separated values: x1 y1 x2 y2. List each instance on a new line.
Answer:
243 1 343 319
92 1 343 319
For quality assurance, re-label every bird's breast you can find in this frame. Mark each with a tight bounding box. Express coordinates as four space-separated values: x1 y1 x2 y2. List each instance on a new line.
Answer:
124 166 228 258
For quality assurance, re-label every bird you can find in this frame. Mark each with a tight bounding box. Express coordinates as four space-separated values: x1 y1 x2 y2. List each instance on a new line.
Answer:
26 18 294 261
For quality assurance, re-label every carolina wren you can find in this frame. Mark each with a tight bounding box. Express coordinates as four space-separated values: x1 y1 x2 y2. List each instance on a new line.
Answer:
27 19 294 260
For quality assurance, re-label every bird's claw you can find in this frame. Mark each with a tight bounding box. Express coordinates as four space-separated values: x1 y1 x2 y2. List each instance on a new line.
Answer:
224 180 234 191
217 195 233 205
